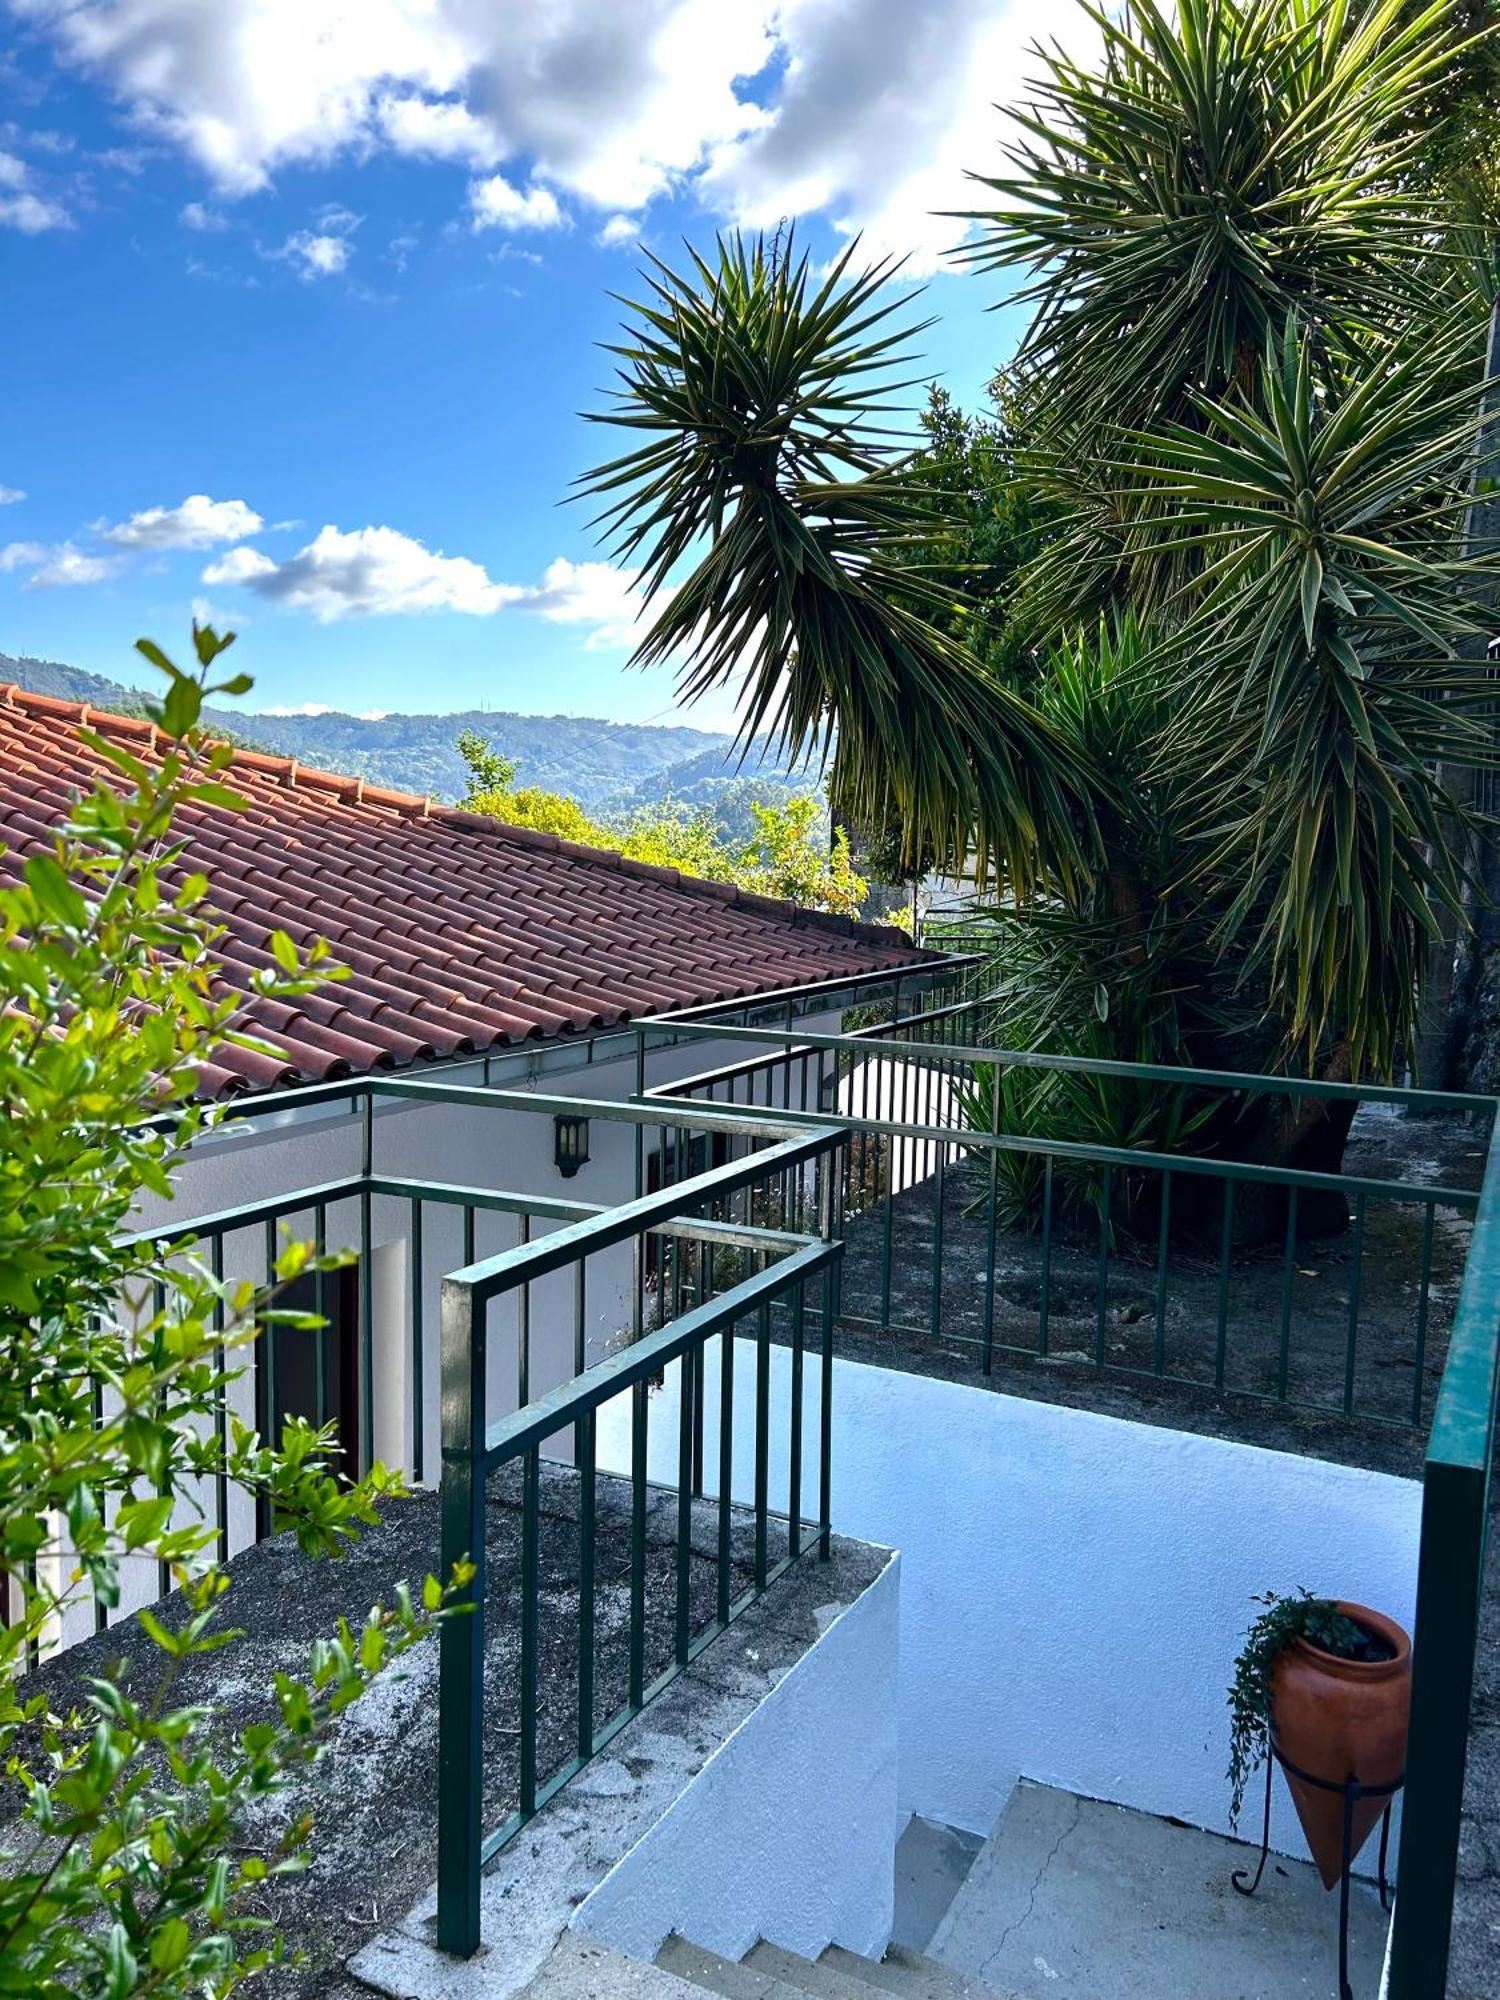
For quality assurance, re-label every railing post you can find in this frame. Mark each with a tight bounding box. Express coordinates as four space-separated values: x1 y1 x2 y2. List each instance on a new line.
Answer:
1388 1460 1489 1997
437 1274 486 1959
818 1254 839 1561
360 1088 374 1473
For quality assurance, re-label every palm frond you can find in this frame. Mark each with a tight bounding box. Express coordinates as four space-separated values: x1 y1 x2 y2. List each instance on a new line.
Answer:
576 230 1094 888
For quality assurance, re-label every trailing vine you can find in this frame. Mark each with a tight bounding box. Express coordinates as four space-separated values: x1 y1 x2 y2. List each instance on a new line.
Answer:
1227 1590 1389 1827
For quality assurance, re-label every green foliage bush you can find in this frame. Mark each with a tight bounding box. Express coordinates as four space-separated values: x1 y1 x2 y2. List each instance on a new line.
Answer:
0 627 462 1997
456 728 868 918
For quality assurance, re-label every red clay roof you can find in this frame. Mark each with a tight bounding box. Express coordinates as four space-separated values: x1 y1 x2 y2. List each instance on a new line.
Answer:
0 684 929 1098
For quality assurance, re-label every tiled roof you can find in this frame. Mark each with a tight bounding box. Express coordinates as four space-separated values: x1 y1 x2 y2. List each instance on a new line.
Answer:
0 684 929 1098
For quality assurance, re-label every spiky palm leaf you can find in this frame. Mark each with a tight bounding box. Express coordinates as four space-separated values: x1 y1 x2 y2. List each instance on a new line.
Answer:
576 232 1091 888
960 0 1476 430
1124 312 1500 1072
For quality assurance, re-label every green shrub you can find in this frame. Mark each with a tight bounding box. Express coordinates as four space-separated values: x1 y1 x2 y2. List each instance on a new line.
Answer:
0 626 462 1997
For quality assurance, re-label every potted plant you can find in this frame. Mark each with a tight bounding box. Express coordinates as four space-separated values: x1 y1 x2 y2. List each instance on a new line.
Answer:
1228 1590 1412 1887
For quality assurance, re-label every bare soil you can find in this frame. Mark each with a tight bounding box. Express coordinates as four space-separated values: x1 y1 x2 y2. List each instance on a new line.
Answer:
8 1470 828 1998
829 1105 1490 1479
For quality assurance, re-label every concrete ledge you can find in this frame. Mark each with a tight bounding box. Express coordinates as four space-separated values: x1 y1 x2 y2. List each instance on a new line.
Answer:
576 1544 899 1965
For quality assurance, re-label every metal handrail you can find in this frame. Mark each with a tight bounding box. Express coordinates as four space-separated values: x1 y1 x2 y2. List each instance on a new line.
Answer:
635 1011 1499 1115
1389 1103 1500 1996
434 1118 846 1956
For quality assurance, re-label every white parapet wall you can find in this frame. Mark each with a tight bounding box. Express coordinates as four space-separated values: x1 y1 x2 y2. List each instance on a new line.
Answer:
574 1549 901 1966
599 1347 1422 1871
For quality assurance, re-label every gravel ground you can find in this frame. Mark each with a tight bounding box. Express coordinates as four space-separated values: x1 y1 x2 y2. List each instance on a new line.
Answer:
829 1105 1490 1479
7 1469 807 1999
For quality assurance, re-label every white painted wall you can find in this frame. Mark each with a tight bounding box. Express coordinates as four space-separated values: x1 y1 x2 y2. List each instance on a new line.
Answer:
596 1346 1421 1871
575 1549 901 1965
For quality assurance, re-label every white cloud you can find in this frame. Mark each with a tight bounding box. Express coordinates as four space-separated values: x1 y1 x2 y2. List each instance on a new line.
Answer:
180 199 227 230
201 544 278 586
0 484 24 505
0 142 71 231
521 557 648 648
701 0 1098 272
0 191 71 231
0 126 72 158
201 524 651 639
378 93 499 165
101 493 264 550
259 701 335 716
16 1 1098 268
274 228 352 278
597 213 640 248
202 525 522 620
0 540 118 586
468 173 565 233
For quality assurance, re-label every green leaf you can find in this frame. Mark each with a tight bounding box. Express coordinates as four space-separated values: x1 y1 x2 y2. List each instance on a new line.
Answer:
161 672 203 739
102 1924 138 2000
22 853 87 930
149 1917 192 1974
267 929 301 974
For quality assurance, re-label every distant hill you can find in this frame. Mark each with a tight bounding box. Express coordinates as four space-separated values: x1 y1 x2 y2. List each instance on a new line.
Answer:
0 649 811 813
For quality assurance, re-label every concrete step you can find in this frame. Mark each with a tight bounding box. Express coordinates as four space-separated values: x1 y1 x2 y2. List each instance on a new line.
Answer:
927 1778 1392 1999
819 1941 1019 2000
527 1932 710 1998
744 1939 898 2000
656 1934 810 2000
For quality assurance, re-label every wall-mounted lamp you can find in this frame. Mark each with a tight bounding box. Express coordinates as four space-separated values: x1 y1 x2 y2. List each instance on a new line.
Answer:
554 1113 590 1179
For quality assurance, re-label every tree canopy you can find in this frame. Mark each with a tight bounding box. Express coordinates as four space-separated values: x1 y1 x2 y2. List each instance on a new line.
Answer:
581 0 1500 1097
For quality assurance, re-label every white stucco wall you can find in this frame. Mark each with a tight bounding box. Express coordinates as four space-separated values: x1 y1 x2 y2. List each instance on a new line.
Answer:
596 1345 1421 1870
574 1548 901 1965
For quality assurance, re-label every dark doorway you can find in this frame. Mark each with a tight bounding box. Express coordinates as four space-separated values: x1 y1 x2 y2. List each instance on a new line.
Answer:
255 1262 361 1537
645 1132 731 1282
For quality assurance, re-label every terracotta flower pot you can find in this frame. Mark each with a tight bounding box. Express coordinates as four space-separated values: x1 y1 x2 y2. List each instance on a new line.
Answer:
1270 1601 1411 1889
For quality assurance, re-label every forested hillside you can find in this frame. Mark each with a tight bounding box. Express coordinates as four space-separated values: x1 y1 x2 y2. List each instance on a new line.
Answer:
0 649 806 812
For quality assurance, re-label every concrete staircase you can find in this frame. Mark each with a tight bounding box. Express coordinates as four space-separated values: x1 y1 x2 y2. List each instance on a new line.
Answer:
655 1933 1017 1999
538 1784 1389 1999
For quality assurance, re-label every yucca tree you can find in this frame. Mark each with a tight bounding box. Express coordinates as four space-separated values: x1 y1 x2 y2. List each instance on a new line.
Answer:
962 0 1493 630
954 0 1500 1092
576 233 1091 893
1125 314 1497 1076
578 0 1495 1125
961 0 1475 427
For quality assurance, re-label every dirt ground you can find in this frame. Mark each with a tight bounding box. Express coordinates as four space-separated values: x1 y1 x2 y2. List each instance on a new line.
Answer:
830 1105 1490 1478
7 1470 803 1999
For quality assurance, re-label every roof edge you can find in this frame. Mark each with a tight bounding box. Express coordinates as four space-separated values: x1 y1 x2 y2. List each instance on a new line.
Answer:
0 681 926 954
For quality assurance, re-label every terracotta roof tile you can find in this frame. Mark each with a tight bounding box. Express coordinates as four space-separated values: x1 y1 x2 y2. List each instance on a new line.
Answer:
0 683 931 1098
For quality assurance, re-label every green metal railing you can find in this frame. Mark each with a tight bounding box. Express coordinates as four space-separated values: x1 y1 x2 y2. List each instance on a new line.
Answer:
642 995 1500 1993
434 1107 844 1956
125 1071 849 1960
1388 1107 1500 1997
116 997 1500 1986
641 999 1491 1432
119 1078 607 1604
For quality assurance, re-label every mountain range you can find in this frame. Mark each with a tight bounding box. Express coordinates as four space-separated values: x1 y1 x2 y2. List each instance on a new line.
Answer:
0 649 813 821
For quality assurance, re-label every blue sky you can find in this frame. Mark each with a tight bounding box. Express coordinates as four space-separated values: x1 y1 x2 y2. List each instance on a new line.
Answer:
0 2 1052 733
